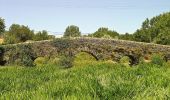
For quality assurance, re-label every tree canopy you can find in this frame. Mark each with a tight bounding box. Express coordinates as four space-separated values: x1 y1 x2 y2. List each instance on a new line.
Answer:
33 30 53 41
1 12 170 45
4 24 55 44
119 33 133 41
64 25 81 37
4 24 34 44
0 17 5 36
133 12 170 45
91 27 119 38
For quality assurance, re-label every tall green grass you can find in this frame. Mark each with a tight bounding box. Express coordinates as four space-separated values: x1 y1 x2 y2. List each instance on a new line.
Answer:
0 52 170 99
73 52 98 66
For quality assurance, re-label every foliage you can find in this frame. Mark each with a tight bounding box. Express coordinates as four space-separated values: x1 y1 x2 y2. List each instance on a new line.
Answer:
133 12 170 45
6 45 36 67
48 57 60 65
33 52 98 67
90 27 119 38
119 56 130 64
34 57 48 66
102 34 112 39
133 29 152 42
58 56 73 68
16 45 35 67
3 31 17 44
0 62 170 99
64 25 81 37
118 33 133 41
1 12 170 46
21 55 35 67
73 52 97 66
155 27 170 45
4 24 34 44
52 38 72 51
3 23 54 44
0 17 5 36
33 30 54 41
151 54 165 66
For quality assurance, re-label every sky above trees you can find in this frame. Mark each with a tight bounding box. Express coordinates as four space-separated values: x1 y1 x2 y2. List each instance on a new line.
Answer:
0 0 170 34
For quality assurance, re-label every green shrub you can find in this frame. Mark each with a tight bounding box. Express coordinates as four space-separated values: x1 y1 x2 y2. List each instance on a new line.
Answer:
8 45 36 67
119 56 130 66
102 35 112 39
34 57 48 66
13 55 34 67
21 55 35 67
138 57 145 64
151 54 165 66
74 52 96 61
58 56 73 68
73 52 97 66
48 57 60 65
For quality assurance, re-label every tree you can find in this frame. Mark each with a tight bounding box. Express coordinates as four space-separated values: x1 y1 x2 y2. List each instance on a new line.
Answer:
4 24 34 44
142 18 150 29
133 29 151 42
133 12 170 45
91 27 119 38
119 33 133 41
155 28 170 45
34 30 51 41
4 31 17 44
64 25 81 37
0 17 5 36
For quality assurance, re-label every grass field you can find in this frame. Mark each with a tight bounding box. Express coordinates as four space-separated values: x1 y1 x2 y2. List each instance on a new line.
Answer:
0 52 170 99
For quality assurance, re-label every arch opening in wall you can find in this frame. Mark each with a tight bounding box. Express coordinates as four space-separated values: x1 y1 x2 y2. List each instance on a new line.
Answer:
119 56 131 66
0 60 6 66
113 50 140 66
119 55 139 66
0 47 6 66
164 54 170 62
128 55 139 65
73 51 98 66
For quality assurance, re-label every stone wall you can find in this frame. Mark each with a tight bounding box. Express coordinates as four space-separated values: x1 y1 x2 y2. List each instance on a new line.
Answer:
0 37 170 66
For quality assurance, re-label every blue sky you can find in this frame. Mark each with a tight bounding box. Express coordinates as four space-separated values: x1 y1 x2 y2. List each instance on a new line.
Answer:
0 0 170 35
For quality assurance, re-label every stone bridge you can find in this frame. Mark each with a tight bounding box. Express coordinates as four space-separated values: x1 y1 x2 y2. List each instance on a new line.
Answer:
0 37 170 66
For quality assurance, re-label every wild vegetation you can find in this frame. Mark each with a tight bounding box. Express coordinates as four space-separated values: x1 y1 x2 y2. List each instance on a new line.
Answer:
3 24 55 44
89 12 170 45
1 12 170 45
133 12 170 45
0 12 170 99
88 27 119 39
0 18 5 36
0 52 170 99
64 25 81 38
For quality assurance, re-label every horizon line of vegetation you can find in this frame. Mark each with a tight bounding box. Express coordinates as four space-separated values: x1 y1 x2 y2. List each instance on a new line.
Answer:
0 12 170 45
